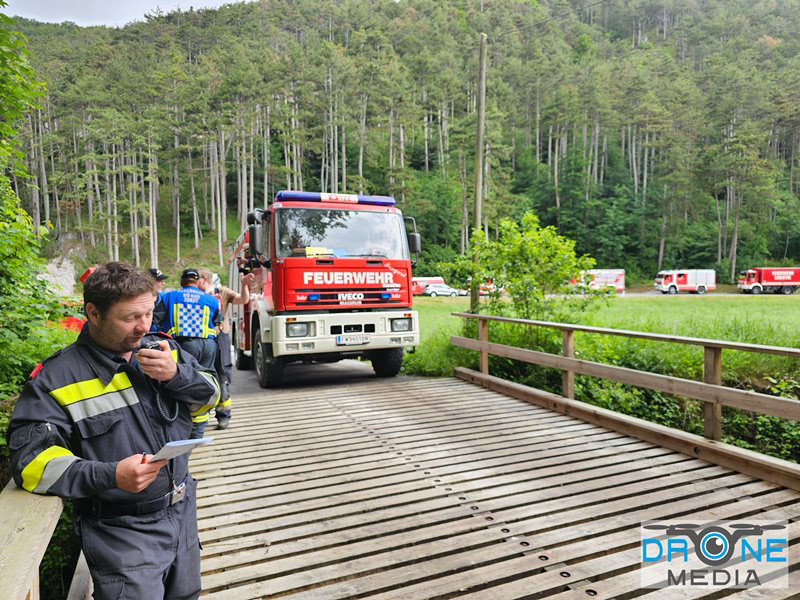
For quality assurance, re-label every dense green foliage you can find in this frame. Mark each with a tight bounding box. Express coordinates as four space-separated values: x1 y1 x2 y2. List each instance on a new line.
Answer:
0 5 81 598
10 0 800 279
443 212 601 320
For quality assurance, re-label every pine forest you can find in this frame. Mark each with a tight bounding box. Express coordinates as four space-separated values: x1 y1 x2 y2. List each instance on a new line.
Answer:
9 0 800 282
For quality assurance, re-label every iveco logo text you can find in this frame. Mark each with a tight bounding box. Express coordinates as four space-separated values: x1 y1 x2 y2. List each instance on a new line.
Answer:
303 272 395 285
338 293 364 301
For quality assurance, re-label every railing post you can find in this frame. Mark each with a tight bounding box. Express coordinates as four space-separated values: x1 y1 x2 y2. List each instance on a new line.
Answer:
703 346 723 440
478 318 489 375
562 329 575 399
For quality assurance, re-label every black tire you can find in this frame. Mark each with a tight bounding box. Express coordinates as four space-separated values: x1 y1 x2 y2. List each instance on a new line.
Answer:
254 332 284 388
371 348 404 377
430 292 437 297
751 286 762 295
233 324 251 370
450 292 457 297
668 286 677 295
782 286 794 295
697 286 706 295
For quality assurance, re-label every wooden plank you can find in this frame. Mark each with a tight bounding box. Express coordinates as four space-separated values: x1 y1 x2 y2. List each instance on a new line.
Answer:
196 427 626 492
454 488 796 600
453 336 800 422
562 329 575 399
201 519 504 596
455 367 800 492
0 479 63 600
548 505 800 600
703 345 723 440
386 489 800 600
479 318 489 374
65 552 92 600
451 311 800 357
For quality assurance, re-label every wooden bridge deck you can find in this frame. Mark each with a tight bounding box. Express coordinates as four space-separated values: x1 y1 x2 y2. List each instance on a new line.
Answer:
190 376 800 599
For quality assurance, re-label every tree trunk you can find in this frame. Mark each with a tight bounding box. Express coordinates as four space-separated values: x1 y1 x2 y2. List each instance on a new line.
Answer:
104 143 113 259
423 90 429 172
263 105 270 207
219 130 228 242
358 93 367 194
26 124 41 235
36 110 50 227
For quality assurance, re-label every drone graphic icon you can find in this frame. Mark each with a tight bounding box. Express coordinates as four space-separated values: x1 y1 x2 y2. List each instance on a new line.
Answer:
643 523 786 567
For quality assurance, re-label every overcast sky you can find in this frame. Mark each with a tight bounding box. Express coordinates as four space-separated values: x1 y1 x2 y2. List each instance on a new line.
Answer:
5 0 238 27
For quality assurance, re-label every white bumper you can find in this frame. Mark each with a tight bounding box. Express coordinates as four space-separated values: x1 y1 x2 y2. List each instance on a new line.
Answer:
270 310 420 357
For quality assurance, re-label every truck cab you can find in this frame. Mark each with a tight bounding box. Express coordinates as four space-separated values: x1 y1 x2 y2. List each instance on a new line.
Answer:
231 191 421 388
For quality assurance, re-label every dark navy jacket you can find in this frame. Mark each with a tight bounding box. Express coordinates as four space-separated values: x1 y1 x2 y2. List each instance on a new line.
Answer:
8 325 219 504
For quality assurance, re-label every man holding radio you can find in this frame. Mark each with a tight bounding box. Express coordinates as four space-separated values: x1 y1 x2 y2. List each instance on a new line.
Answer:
7 262 219 600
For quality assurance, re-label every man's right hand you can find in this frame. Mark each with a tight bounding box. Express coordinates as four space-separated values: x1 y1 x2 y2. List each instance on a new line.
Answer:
115 454 168 493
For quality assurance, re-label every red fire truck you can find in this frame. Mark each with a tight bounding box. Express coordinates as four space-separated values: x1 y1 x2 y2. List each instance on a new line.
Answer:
737 268 800 295
229 191 422 388
654 269 716 294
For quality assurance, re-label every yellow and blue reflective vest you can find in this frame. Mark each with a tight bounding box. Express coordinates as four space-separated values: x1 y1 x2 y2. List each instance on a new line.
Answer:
162 286 220 339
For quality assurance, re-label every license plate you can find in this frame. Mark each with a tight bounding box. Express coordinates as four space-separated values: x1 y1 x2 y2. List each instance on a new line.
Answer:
336 334 369 346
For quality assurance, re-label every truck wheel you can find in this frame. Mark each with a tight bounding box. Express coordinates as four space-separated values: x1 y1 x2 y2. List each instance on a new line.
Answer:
371 348 404 377
254 333 284 388
668 286 677 295
697 286 706 295
751 286 762 295
233 325 251 370
782 286 794 295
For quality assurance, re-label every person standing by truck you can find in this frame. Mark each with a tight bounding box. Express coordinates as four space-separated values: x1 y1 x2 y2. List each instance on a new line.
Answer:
197 268 255 430
161 268 221 438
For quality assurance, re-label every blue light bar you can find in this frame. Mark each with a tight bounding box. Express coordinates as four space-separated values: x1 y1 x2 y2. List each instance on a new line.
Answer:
381 293 391 300
275 190 395 207
308 294 320 301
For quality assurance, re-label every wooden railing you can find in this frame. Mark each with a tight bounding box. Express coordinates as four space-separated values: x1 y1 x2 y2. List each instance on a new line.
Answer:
0 479 63 600
0 479 92 600
452 312 800 491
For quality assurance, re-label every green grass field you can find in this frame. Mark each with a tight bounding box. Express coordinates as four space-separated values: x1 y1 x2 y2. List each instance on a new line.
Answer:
408 294 800 382
413 294 800 346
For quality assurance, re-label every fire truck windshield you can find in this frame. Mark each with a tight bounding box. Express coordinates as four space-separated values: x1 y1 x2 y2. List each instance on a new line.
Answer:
275 208 409 260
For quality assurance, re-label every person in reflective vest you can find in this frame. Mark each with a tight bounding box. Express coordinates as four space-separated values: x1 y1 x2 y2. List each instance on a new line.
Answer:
160 268 221 438
8 262 219 600
197 267 255 430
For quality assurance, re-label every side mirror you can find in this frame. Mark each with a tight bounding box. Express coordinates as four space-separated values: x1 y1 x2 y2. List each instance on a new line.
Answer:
249 223 265 256
408 232 422 254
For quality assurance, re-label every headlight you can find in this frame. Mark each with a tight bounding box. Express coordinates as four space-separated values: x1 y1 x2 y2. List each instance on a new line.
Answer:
391 318 412 332
286 322 315 337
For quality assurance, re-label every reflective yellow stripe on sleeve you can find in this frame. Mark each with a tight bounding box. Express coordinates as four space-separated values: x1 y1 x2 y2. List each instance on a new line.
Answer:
21 446 78 493
189 371 220 421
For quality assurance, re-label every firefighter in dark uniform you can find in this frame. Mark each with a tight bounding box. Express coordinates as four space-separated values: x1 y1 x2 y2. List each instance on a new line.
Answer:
8 262 219 600
160 268 221 438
